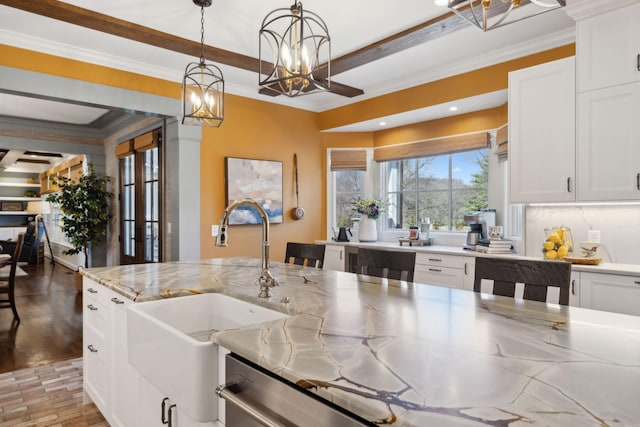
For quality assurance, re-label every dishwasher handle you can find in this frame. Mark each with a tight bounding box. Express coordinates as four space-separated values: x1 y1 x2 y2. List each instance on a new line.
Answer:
216 383 287 427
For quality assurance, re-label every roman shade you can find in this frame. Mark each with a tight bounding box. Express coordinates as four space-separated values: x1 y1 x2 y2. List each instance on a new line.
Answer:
373 131 490 162
116 129 160 159
330 150 367 171
115 140 134 158
495 123 508 160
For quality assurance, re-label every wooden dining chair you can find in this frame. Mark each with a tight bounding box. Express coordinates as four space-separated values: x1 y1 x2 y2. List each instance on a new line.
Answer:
355 247 416 282
0 233 25 322
473 256 571 305
284 242 326 268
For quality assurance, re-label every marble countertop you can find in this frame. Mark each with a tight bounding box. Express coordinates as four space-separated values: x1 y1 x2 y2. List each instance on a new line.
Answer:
82 258 640 426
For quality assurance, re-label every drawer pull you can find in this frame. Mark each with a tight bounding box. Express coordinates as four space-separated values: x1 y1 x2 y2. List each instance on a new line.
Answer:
428 268 442 273
217 384 286 427
634 281 640 285
87 287 98 294
87 345 98 353
87 304 98 311
111 297 125 305
428 258 442 262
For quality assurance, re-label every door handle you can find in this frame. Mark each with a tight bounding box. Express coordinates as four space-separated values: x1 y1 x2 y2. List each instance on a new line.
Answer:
567 177 572 193
571 279 576 295
636 173 640 190
637 53 640 71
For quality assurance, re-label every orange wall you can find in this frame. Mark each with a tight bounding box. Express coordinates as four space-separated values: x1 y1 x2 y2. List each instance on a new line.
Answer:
200 96 324 261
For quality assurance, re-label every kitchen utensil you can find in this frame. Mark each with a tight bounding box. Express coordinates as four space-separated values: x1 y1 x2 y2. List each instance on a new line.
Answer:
290 153 305 220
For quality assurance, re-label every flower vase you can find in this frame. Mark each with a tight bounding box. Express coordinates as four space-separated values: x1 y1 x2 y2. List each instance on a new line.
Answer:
359 217 378 242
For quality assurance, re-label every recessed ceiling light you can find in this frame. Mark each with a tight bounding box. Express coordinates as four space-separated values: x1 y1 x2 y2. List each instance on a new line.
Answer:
379 121 387 126
434 0 448 6
449 106 458 112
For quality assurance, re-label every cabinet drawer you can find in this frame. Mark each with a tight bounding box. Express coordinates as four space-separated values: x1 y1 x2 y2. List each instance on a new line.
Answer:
415 253 470 269
84 295 109 333
84 323 109 414
414 265 464 289
580 273 640 316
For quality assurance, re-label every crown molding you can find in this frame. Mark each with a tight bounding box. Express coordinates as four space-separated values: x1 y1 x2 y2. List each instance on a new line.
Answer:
564 0 639 21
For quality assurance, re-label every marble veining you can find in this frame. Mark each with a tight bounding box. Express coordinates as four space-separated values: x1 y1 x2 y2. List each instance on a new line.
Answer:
82 258 640 426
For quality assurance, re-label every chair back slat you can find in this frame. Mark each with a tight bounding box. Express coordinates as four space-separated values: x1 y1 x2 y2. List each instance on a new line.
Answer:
284 242 326 268
473 257 571 305
356 248 415 282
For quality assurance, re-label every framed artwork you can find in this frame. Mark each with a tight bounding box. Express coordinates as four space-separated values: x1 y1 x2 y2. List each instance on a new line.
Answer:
225 157 283 225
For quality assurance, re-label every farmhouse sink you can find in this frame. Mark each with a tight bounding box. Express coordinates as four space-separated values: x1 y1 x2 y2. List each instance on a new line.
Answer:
127 293 289 422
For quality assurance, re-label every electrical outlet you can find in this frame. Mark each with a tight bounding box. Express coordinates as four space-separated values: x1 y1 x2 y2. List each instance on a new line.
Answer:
587 230 601 243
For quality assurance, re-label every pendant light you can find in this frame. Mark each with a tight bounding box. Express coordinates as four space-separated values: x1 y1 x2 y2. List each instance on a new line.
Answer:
259 2 331 97
182 0 224 127
447 0 566 32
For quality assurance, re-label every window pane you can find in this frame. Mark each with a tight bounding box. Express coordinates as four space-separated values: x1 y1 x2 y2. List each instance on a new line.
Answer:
419 156 448 190
452 150 488 190
452 189 478 231
335 170 363 227
418 191 450 230
401 159 417 190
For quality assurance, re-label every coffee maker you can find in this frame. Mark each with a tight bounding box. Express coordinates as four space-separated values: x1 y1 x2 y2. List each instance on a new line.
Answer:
463 209 496 250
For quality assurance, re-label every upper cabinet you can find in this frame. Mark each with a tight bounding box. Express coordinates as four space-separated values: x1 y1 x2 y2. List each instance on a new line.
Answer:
575 2 640 201
577 82 640 200
509 57 576 203
577 3 640 93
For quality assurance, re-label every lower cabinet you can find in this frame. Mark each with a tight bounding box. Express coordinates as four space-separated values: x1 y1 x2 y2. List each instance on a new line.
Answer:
83 278 137 427
323 244 345 271
414 253 475 290
580 272 640 316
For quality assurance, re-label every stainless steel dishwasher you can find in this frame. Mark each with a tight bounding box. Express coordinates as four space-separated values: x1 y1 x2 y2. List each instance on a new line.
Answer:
217 354 371 426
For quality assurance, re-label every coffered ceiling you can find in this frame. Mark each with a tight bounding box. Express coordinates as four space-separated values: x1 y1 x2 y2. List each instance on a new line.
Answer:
0 1 575 134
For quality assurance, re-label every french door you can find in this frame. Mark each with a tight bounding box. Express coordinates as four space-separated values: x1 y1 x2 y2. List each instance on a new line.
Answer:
119 128 162 264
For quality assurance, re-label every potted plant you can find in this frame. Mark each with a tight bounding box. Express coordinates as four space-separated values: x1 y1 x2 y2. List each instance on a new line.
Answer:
47 164 113 270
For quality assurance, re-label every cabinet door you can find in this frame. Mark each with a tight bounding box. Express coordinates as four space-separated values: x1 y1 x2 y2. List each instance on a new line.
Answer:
569 271 579 307
580 272 640 316
109 291 139 427
577 82 640 201
323 245 344 271
83 280 110 417
509 57 576 203
577 3 640 92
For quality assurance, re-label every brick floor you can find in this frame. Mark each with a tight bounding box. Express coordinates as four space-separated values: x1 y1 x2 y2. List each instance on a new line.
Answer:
0 358 107 427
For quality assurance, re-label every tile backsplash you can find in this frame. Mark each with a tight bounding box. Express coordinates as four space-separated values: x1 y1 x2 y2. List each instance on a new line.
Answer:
525 205 640 264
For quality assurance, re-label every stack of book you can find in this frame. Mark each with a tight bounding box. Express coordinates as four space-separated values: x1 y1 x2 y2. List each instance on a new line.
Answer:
475 238 513 254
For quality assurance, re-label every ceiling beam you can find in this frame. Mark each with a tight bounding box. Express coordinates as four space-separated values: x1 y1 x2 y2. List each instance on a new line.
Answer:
0 0 496 98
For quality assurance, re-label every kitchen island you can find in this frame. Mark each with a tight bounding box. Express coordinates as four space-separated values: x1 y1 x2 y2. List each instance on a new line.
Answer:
82 257 640 426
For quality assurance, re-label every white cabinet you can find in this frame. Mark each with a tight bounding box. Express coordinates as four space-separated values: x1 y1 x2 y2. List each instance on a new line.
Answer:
414 253 475 291
569 270 580 307
323 244 345 271
580 272 640 316
577 3 640 92
577 82 640 201
83 278 138 427
509 57 576 203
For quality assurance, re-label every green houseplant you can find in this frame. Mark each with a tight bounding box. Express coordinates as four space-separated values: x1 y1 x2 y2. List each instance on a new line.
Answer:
47 164 113 269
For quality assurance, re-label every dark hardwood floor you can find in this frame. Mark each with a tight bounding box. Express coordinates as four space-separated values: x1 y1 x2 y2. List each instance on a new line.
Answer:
0 261 83 374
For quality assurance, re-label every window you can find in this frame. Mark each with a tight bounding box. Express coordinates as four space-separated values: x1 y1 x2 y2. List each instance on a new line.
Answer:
334 170 363 228
383 148 488 231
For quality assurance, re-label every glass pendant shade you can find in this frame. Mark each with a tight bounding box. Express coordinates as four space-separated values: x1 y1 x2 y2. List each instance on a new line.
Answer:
447 0 565 32
182 61 224 127
259 2 331 97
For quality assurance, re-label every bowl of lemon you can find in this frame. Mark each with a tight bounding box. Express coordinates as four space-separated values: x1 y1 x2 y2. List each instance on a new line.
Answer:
542 227 573 260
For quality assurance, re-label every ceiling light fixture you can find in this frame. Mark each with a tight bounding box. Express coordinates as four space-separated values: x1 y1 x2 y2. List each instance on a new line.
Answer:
447 0 566 32
182 0 224 127
449 106 458 112
259 2 331 97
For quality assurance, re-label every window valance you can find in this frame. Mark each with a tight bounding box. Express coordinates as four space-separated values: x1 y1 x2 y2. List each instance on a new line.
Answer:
373 131 490 162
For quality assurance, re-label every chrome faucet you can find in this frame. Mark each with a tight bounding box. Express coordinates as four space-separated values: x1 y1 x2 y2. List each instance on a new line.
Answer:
215 198 279 298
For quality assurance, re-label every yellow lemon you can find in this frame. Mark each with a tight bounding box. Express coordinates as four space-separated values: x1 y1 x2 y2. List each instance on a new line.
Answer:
543 241 555 251
556 229 564 240
546 233 560 244
557 245 568 259
545 250 558 259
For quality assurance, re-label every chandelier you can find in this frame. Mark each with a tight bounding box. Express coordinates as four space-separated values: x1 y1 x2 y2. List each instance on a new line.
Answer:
182 0 224 127
259 2 331 97
447 0 566 32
